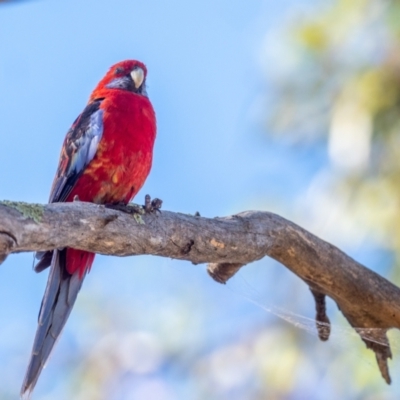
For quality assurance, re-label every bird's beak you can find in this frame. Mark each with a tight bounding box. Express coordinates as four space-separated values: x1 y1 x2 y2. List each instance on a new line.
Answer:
130 67 145 89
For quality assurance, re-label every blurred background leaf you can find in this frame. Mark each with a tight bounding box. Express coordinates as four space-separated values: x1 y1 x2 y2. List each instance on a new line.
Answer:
263 0 400 274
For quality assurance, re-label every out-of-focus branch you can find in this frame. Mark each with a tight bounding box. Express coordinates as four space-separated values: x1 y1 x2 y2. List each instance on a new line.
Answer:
0 0 31 4
0 200 399 384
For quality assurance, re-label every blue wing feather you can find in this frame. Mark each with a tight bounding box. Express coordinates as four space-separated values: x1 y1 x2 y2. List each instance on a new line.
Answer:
49 98 104 203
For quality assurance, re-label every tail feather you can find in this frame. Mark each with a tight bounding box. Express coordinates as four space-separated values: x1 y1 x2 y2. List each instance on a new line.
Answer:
33 251 53 273
21 249 91 399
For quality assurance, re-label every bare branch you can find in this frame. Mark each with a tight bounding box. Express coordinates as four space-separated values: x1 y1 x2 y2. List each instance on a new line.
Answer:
1 200 399 383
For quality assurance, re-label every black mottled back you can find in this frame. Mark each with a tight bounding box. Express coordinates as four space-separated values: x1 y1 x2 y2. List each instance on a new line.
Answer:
50 98 104 203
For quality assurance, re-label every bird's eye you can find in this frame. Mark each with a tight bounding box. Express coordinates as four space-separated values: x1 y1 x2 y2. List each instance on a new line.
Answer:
114 67 124 75
130 67 144 89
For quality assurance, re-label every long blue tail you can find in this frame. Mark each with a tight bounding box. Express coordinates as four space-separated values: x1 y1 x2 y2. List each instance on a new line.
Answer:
21 250 87 399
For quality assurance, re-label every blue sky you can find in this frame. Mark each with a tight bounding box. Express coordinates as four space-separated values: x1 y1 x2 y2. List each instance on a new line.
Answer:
1 1 398 399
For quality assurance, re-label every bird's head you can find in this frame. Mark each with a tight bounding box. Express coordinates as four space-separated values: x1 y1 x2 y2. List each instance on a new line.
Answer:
91 60 148 99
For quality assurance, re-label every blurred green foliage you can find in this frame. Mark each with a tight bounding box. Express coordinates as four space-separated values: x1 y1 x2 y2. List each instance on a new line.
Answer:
266 0 400 273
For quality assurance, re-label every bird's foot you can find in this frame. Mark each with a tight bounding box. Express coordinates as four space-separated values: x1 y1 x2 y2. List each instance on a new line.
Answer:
104 196 162 224
143 194 162 213
105 202 143 214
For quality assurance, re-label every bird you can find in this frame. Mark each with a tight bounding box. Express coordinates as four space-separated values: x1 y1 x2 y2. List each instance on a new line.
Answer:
21 60 157 399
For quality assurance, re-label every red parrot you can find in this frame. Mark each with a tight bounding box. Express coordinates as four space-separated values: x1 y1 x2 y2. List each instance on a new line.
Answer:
21 60 157 399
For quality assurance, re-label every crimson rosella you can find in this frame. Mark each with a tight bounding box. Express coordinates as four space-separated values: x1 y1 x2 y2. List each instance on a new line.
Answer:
21 60 157 398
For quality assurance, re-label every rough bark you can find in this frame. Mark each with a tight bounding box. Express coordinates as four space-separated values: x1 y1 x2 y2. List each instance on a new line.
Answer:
0 200 399 384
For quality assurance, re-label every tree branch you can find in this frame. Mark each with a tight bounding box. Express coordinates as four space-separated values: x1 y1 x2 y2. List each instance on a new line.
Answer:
1 200 399 384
